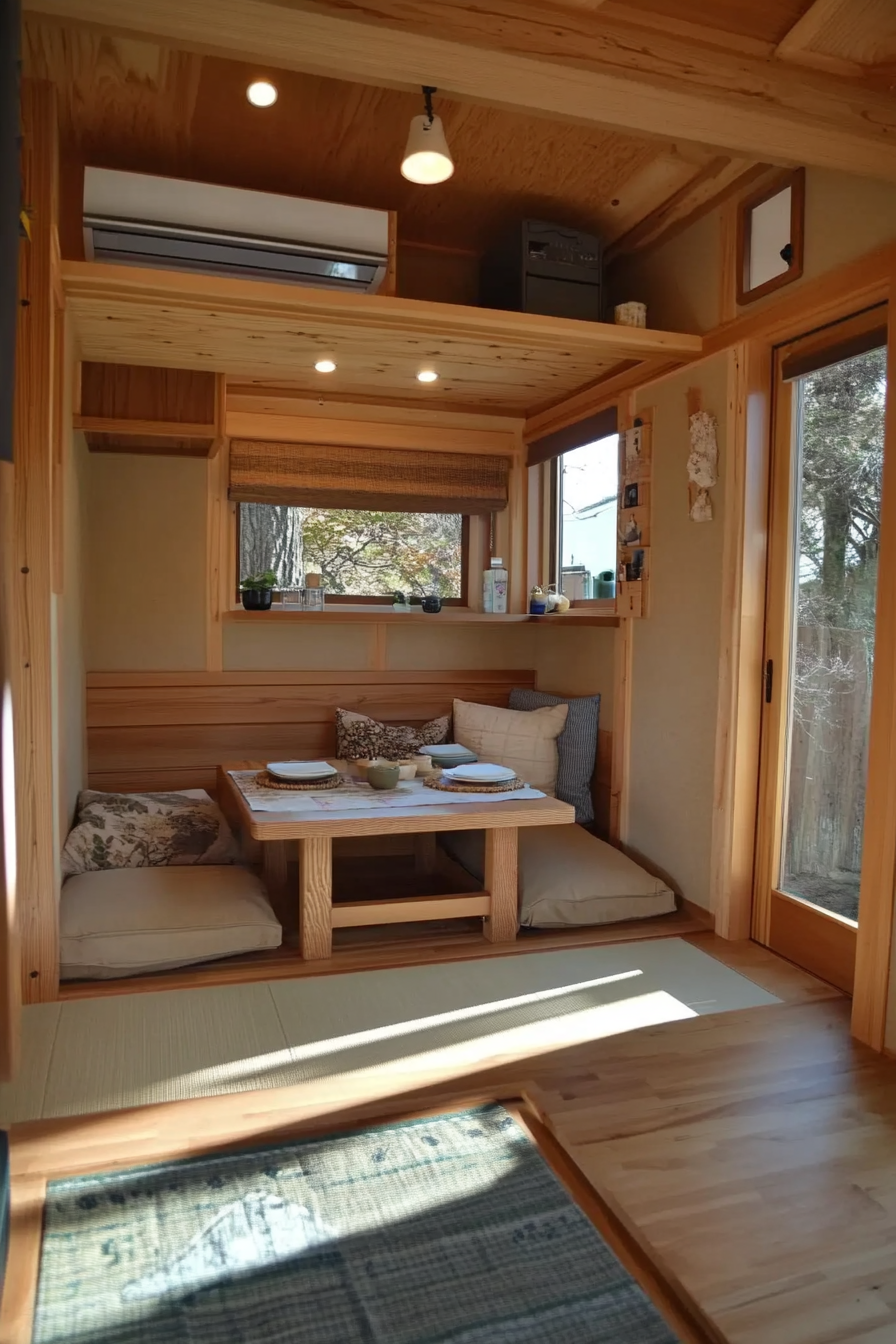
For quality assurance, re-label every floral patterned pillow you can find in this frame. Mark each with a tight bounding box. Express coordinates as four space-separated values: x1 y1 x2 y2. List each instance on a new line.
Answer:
335 709 450 761
61 789 239 877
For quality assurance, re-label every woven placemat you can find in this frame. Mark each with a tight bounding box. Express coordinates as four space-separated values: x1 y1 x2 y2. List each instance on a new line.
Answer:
424 774 524 795
255 770 345 792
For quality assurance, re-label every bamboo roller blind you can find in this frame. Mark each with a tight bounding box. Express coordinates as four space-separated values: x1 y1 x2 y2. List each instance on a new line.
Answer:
228 440 509 514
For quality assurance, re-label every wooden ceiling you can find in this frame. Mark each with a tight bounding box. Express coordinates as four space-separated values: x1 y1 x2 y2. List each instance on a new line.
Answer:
24 0 896 185
23 15 754 265
61 261 702 416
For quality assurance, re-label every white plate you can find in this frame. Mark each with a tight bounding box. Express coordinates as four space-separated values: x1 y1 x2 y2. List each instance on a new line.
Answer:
428 745 478 761
443 763 516 784
266 761 337 781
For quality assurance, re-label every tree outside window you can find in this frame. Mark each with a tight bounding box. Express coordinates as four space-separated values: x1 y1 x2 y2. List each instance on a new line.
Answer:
239 504 464 598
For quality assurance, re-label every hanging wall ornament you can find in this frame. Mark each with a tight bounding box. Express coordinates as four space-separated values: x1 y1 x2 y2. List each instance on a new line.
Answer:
687 410 718 522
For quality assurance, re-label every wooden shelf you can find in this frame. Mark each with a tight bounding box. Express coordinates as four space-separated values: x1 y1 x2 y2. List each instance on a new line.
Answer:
61 261 702 417
224 608 619 627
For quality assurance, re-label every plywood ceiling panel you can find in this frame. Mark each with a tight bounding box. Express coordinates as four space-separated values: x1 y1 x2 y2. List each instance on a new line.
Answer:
23 16 747 259
61 261 702 415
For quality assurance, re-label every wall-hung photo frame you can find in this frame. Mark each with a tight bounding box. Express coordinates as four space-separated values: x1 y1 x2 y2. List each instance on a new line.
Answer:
623 483 639 508
736 167 805 306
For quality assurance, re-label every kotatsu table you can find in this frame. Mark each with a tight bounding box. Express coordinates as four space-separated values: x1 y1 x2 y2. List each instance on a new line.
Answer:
219 762 575 959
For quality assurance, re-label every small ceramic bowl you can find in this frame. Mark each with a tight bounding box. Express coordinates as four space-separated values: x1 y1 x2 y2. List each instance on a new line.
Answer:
367 763 400 790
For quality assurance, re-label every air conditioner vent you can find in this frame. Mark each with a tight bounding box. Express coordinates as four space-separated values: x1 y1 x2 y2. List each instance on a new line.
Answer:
83 169 389 294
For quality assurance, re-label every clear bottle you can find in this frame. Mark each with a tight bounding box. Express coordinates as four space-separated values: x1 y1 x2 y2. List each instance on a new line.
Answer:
483 557 508 614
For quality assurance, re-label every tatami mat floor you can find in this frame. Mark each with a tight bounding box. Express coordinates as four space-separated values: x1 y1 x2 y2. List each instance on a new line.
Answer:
2 939 778 1124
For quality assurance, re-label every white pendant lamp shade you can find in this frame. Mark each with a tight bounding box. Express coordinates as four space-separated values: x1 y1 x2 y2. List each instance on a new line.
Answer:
401 114 454 185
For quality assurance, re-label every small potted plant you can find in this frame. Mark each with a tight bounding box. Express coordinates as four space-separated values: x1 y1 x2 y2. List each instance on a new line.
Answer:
392 590 411 612
240 570 277 612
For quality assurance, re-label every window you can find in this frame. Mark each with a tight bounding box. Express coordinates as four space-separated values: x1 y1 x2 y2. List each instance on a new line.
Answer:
237 503 467 601
554 434 618 599
736 168 805 305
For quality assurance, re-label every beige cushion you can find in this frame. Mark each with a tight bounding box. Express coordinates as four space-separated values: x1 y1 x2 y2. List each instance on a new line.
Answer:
60 866 282 980
441 825 676 928
452 698 568 795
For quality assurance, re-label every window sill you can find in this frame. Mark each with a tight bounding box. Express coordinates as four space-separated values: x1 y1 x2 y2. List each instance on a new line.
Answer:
224 607 619 627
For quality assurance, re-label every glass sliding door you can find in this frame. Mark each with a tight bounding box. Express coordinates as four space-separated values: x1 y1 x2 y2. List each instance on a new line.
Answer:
756 313 887 992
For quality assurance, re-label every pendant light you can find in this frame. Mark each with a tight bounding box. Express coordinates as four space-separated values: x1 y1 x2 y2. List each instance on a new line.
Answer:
401 86 454 185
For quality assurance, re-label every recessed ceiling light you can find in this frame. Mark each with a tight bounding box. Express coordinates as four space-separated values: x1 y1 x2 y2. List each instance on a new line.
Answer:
417 369 439 383
314 359 337 373
247 80 278 108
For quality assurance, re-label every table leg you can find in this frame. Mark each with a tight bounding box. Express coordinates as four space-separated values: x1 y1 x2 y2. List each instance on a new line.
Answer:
262 840 291 929
414 831 438 877
299 835 333 959
484 827 518 942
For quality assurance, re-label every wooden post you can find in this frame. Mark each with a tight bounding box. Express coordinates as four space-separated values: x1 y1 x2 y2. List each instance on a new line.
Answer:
13 81 59 1003
484 827 518 942
299 835 333 959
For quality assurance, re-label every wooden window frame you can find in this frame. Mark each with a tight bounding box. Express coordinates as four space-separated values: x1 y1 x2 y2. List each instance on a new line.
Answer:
234 506 470 606
736 168 805 308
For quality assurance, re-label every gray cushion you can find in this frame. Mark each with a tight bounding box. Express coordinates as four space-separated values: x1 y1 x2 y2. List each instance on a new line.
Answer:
509 688 600 824
440 827 675 929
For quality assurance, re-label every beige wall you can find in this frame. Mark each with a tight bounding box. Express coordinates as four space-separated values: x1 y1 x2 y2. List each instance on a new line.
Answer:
626 352 731 910
84 455 616 713
608 167 896 335
84 455 208 671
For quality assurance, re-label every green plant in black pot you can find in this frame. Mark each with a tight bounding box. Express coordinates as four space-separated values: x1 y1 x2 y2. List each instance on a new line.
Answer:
240 570 277 612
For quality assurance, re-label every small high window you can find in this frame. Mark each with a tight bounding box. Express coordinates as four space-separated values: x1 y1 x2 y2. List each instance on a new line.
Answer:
737 168 805 306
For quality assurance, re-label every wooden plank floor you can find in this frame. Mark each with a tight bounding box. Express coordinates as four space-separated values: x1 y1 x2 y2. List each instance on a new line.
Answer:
10 938 891 1344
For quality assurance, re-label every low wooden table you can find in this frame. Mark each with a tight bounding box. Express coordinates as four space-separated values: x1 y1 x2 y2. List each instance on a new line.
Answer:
218 762 575 959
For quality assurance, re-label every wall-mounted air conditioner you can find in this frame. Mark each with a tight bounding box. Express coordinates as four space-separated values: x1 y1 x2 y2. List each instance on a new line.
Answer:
83 168 390 293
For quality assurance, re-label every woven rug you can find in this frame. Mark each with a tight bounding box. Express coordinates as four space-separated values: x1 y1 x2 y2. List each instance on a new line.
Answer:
33 1104 680 1344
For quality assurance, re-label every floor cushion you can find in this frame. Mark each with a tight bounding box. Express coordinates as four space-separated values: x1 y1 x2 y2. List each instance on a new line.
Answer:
59 866 282 980
440 825 676 928
452 698 568 795
508 688 600 825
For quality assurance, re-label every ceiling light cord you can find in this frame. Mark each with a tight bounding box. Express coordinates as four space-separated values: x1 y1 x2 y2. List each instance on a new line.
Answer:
422 86 437 126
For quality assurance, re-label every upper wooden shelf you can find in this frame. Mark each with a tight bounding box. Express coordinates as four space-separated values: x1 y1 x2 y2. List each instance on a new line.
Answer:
224 608 619 627
61 261 702 418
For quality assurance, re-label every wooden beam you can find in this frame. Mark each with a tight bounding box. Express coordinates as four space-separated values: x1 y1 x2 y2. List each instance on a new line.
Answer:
13 81 60 1004
22 0 896 181
606 159 770 262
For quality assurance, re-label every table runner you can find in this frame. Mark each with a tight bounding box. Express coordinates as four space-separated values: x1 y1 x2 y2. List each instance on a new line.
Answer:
229 770 545 814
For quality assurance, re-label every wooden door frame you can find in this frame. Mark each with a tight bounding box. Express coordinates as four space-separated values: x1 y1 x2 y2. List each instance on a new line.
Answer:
752 303 894 1041
852 307 896 1048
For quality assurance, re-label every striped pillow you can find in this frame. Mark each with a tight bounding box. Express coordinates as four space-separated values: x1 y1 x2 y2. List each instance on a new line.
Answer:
508 689 600 824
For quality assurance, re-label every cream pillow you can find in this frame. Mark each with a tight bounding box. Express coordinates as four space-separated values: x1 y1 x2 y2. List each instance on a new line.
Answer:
453 698 568 794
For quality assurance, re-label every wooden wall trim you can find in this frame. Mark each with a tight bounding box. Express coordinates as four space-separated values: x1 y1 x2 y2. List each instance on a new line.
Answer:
13 81 59 1004
852 307 896 1050
710 342 770 940
225 409 522 457
0 460 20 1076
